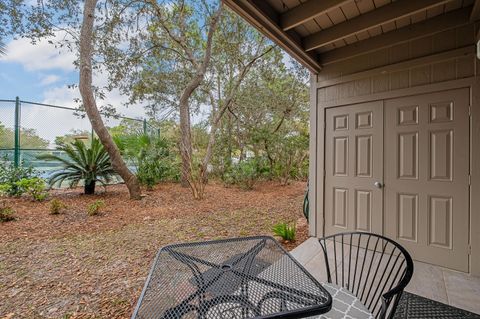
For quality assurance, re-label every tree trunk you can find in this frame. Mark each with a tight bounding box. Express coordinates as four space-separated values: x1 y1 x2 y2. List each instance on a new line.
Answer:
79 0 141 200
264 141 275 179
179 93 193 188
84 180 96 195
176 5 223 199
193 47 274 198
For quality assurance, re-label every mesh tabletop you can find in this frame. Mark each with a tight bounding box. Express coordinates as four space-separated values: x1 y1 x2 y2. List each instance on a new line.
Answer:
132 236 332 319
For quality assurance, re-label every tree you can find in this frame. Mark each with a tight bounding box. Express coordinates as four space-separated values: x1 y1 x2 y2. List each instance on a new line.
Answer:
190 10 274 197
2 0 142 199
79 0 141 199
109 119 145 138
213 58 310 185
3 0 309 197
114 133 179 189
111 3 274 198
0 123 49 149
0 0 13 56
143 1 223 196
3 0 230 199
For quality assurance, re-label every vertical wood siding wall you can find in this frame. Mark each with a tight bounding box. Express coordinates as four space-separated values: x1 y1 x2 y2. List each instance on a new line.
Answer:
315 23 477 104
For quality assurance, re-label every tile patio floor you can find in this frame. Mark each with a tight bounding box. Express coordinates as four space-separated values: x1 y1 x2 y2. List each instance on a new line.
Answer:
290 237 480 315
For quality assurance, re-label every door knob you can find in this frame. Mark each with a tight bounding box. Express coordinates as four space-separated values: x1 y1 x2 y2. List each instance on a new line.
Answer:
374 182 383 189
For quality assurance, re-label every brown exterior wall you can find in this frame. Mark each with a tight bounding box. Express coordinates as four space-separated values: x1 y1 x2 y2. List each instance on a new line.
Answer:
316 23 477 104
310 22 480 276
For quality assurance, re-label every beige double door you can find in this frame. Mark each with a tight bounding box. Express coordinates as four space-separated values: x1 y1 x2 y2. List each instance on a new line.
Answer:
324 88 470 272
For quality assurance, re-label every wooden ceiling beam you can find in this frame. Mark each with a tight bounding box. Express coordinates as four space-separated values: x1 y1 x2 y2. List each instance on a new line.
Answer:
470 0 480 21
320 7 472 65
281 0 350 31
304 0 452 52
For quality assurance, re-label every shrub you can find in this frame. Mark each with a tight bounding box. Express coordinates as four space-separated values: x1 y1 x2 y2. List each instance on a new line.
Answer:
0 184 11 196
0 202 16 222
0 159 37 197
261 132 309 185
136 159 167 190
223 158 260 190
115 134 180 189
272 222 296 242
87 200 105 216
38 139 117 195
49 198 66 215
15 177 48 201
0 174 48 201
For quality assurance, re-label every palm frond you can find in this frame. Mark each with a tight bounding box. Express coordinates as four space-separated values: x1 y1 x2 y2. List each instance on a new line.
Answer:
38 138 118 192
38 153 86 173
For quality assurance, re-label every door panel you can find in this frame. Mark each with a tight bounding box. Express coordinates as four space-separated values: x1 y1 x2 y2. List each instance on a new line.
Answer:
325 102 383 236
385 88 469 272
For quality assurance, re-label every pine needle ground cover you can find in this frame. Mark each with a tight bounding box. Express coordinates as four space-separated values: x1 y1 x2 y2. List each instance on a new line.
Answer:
0 181 308 318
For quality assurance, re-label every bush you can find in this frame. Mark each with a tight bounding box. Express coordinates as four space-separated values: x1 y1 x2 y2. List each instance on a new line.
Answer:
49 198 66 215
276 134 309 185
223 158 260 190
87 200 105 216
136 157 171 190
0 177 48 201
0 159 37 197
115 134 180 189
272 222 296 242
15 177 48 201
135 136 180 186
0 201 16 222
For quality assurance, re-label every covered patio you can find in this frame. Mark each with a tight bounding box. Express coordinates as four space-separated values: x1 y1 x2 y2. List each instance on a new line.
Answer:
223 0 480 316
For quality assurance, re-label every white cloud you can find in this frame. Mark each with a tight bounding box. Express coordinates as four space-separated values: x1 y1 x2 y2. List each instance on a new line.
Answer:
20 101 92 147
41 83 146 118
32 83 147 145
39 74 61 86
1 30 150 144
0 32 76 72
42 85 80 107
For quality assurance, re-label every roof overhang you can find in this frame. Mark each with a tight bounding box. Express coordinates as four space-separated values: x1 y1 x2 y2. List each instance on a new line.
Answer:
223 0 322 73
223 0 479 75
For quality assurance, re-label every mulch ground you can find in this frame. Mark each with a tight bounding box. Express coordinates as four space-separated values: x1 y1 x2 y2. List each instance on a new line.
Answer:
0 180 309 319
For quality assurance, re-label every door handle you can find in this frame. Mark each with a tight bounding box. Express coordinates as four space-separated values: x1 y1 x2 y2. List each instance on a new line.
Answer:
374 182 383 189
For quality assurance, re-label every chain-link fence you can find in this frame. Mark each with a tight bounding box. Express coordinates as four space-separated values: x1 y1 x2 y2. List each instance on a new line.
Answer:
0 97 158 179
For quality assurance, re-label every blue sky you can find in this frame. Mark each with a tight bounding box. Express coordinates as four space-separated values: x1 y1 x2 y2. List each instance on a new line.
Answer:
0 37 78 102
0 33 148 145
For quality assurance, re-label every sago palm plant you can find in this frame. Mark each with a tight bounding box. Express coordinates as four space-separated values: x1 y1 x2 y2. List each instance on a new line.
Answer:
39 138 117 194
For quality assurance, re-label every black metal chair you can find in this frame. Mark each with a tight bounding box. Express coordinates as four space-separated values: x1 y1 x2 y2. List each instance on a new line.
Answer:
318 232 414 319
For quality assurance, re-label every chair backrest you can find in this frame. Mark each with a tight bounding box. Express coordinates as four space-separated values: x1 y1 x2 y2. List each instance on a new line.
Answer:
319 232 414 319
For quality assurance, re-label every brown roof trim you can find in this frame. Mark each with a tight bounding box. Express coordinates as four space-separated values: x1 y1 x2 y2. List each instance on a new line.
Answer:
222 0 322 73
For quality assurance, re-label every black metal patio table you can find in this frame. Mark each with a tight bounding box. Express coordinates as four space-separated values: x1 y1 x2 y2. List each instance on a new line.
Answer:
131 236 332 319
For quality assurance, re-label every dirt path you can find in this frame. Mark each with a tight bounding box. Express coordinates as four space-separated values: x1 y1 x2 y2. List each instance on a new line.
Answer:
0 181 308 318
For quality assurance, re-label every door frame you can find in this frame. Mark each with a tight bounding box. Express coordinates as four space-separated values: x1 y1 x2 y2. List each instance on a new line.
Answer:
311 76 480 276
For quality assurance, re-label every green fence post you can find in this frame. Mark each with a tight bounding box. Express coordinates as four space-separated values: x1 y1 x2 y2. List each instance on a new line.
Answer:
14 97 20 167
143 119 147 135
